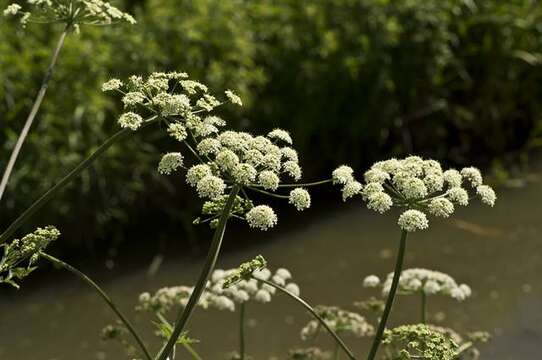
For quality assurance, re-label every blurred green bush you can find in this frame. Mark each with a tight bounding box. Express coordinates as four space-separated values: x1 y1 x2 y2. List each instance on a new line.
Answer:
1 0 542 251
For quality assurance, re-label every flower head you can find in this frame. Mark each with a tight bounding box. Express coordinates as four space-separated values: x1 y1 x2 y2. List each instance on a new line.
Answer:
167 123 188 142
368 268 472 302
102 78 123 92
258 171 280 191
196 175 226 199
358 157 496 231
398 210 429 232
223 255 267 288
283 161 302 181
428 198 454 218
268 129 293 144
122 92 146 107
382 324 458 360
332 165 354 185
300 306 374 340
461 167 483 187
289 188 311 211
363 275 381 288
476 185 496 207
1 226 60 288
186 164 212 187
118 112 143 130
232 163 257 185
158 153 183 175
367 192 393 214
5 0 136 28
342 181 363 201
107 72 311 232
139 260 299 312
246 205 278 230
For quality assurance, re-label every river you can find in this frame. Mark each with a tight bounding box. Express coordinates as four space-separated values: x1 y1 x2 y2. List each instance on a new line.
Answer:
0 177 541 360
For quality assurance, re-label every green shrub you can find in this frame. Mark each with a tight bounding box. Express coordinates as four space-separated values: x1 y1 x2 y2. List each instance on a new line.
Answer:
1 0 541 250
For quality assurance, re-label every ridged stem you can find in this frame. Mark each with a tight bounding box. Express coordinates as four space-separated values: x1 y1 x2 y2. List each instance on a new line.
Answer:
0 28 69 201
156 185 241 360
366 230 408 360
421 291 427 324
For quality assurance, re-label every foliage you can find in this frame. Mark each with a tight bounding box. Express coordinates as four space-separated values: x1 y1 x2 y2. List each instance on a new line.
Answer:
1 0 541 249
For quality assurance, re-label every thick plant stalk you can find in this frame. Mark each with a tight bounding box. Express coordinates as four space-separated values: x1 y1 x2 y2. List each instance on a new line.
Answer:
0 28 69 202
366 230 408 360
40 252 152 360
421 291 427 324
256 277 356 360
0 116 159 245
156 185 241 360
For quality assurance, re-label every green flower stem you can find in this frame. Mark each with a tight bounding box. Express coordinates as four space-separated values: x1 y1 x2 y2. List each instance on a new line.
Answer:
239 302 246 360
0 27 69 202
247 186 289 199
366 230 408 360
40 252 152 360
421 291 427 324
0 116 159 245
255 277 356 360
156 185 241 360
277 179 332 188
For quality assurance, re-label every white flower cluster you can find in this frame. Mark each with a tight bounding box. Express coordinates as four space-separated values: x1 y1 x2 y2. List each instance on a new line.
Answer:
345 157 497 232
363 268 472 302
332 165 364 201
3 0 136 28
246 205 278 231
105 72 311 231
138 266 300 314
300 306 374 340
158 153 184 175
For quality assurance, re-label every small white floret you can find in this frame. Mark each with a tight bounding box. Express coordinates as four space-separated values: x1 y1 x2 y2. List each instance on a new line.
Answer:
398 210 429 232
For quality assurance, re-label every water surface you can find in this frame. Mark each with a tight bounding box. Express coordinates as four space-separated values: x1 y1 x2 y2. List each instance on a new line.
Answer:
1 179 541 359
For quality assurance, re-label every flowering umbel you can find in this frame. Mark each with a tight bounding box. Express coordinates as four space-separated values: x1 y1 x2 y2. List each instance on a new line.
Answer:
334 157 496 232
382 324 458 360
0 226 60 288
363 268 472 302
3 0 136 28
300 306 374 340
137 261 300 313
104 72 313 231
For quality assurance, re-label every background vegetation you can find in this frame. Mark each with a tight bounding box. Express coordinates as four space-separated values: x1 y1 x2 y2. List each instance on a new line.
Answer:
2 0 542 254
